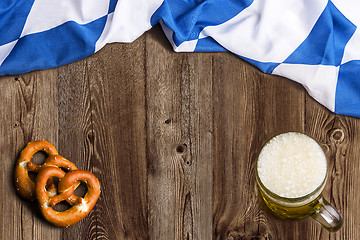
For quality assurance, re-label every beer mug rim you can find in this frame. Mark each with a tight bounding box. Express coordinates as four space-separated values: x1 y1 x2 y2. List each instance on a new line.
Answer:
255 132 328 203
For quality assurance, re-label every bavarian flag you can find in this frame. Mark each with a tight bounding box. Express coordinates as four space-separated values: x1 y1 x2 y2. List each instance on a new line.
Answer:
0 0 359 117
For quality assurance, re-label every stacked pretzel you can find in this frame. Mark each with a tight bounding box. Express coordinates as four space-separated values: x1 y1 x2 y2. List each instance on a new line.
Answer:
14 140 101 228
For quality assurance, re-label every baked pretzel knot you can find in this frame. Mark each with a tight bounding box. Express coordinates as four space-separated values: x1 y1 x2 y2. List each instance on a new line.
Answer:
14 140 100 227
14 140 59 200
36 167 101 228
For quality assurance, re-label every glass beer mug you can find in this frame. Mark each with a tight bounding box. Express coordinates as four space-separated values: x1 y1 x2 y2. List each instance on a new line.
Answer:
256 132 342 232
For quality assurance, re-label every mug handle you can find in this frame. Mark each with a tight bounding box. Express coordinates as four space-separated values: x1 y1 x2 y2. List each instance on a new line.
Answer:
311 197 343 232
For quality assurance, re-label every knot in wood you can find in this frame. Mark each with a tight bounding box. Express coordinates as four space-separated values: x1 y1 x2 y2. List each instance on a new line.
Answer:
330 129 345 143
176 144 187 154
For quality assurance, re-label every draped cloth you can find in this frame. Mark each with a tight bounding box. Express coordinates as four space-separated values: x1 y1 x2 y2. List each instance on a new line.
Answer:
0 0 359 117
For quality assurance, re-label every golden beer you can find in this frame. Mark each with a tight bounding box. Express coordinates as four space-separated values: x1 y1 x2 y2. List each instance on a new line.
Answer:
257 175 325 219
256 132 342 231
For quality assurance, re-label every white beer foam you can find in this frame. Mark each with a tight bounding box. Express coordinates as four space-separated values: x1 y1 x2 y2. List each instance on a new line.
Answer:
257 132 327 198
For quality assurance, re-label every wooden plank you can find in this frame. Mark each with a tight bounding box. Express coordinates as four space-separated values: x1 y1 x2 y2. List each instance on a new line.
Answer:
0 75 22 240
186 53 214 240
56 59 95 239
0 70 60 240
56 37 150 239
145 25 213 239
84 38 149 239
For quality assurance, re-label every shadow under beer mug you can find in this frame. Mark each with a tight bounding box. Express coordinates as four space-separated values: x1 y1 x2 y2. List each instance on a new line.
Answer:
255 132 343 232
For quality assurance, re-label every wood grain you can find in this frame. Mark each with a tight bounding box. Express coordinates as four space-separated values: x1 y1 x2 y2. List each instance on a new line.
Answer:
146 29 213 240
0 70 60 239
0 24 359 239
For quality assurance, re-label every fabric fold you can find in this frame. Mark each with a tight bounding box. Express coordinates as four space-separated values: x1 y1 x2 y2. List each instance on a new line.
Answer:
0 0 359 117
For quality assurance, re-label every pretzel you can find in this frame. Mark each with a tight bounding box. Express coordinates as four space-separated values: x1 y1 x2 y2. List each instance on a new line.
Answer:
41 155 79 199
36 167 101 228
14 140 59 200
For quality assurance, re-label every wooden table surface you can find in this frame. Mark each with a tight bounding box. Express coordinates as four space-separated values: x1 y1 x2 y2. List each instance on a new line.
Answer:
1 24 359 240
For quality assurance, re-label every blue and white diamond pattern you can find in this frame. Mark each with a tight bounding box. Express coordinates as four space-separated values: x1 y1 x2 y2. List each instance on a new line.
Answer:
0 0 359 117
